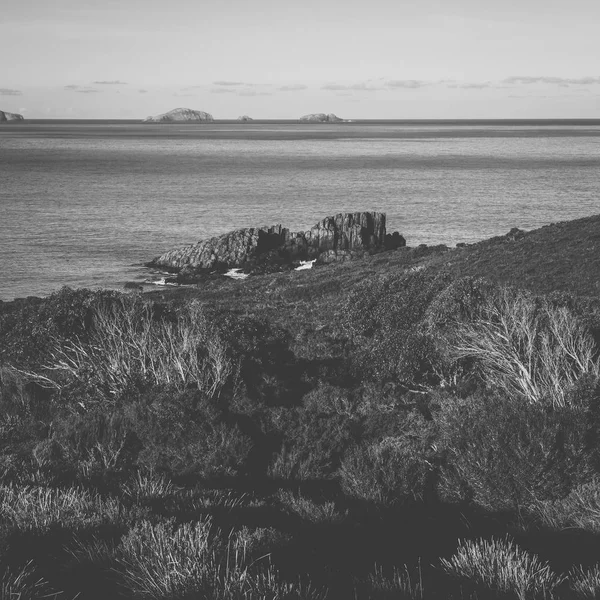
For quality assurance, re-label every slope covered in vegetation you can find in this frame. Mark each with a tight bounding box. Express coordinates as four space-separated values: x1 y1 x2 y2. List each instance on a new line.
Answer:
1 214 600 599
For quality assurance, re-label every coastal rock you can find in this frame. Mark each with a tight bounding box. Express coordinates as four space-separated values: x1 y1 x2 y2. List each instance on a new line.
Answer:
143 108 214 123
150 211 399 272
299 113 343 123
0 110 24 122
237 115 253 122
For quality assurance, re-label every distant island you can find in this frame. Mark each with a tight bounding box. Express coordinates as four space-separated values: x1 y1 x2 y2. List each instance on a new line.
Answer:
237 115 253 122
299 113 343 123
142 108 214 123
0 109 24 122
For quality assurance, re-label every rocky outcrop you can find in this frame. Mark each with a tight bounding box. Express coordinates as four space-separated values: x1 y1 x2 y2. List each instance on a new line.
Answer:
143 108 214 123
0 110 24 122
237 115 253 122
150 212 405 273
299 113 343 123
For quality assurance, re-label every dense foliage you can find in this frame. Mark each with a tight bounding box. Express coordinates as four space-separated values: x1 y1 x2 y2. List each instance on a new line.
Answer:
1 228 600 599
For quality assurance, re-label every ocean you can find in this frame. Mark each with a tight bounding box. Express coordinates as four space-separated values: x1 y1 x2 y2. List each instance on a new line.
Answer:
1 119 599 301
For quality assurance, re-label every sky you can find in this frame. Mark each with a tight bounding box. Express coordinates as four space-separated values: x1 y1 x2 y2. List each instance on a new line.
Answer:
1 0 600 119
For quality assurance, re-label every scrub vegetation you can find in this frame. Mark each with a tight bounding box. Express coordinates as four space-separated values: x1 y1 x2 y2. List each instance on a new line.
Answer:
1 214 600 599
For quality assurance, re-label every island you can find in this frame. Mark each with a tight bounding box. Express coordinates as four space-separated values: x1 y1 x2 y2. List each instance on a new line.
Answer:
237 115 253 122
0 109 24 122
299 113 343 123
142 107 214 123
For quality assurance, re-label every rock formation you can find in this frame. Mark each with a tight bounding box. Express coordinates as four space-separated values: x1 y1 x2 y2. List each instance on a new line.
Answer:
149 212 405 273
237 115 253 122
0 110 24 122
143 108 214 123
299 113 343 123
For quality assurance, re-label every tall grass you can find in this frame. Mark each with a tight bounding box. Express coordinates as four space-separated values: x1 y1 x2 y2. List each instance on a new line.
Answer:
450 288 599 407
43 298 234 400
0 484 130 531
440 537 563 599
116 519 326 599
1 561 60 600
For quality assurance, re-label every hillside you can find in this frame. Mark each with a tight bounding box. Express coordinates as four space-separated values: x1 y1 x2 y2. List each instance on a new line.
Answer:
2 212 600 599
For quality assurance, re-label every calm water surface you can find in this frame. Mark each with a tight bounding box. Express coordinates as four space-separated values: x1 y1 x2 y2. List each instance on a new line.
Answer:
1 120 599 300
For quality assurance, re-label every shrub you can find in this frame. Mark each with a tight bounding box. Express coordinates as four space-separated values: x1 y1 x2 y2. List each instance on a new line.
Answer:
440 537 564 599
340 412 435 505
39 298 235 402
436 393 589 510
447 287 600 408
531 480 600 533
339 270 452 386
130 390 253 479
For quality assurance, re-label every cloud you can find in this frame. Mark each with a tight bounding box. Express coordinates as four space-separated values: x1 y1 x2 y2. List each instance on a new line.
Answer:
138 89 148 94
278 84 307 91
210 87 236 94
65 85 101 93
386 80 429 89
93 80 127 85
447 82 491 89
213 81 245 86
322 82 381 92
238 89 273 96
0 88 22 96
504 76 600 86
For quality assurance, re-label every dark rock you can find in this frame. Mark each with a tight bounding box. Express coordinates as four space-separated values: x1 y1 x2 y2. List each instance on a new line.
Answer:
143 108 214 123
384 231 406 250
150 211 396 273
0 110 24 122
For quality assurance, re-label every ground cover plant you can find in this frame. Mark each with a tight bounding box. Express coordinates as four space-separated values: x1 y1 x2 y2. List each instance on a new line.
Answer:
1 214 600 598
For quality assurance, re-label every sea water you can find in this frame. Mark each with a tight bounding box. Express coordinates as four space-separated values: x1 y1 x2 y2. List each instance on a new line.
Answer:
1 120 599 301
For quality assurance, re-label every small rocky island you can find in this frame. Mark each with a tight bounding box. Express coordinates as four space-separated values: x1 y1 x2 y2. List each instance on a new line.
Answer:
299 113 343 123
237 115 253 122
143 108 214 123
0 109 24 122
148 212 405 280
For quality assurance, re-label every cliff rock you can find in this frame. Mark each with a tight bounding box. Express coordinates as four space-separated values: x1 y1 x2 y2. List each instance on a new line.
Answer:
150 212 404 272
237 115 253 122
299 113 343 123
0 110 24 122
143 108 214 123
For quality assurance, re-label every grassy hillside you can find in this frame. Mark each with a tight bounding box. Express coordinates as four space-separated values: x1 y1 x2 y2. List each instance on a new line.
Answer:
1 214 600 599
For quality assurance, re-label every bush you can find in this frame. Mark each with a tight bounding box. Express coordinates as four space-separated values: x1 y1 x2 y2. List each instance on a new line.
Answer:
129 390 253 479
340 412 435 505
440 537 564 599
531 480 600 533
339 270 452 386
31 297 235 403
436 392 589 510
447 287 600 408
